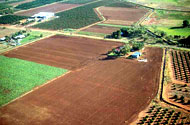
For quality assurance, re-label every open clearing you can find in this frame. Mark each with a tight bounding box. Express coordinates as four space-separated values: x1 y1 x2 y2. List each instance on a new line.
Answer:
99 6 148 26
15 3 80 16
0 27 20 38
3 35 123 70
0 47 163 124
82 25 120 34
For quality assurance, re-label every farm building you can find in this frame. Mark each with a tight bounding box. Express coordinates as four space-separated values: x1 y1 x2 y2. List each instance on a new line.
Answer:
131 52 141 58
32 12 54 20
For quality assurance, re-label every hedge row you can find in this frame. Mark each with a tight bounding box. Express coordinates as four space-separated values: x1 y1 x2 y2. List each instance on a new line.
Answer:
0 15 28 24
33 0 116 30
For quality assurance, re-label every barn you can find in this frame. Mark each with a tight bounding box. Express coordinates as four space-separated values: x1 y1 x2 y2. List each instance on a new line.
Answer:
131 52 141 58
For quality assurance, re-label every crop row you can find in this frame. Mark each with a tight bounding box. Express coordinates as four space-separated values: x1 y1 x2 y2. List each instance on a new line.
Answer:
171 51 190 83
32 0 116 30
15 0 63 10
137 105 190 125
63 0 97 4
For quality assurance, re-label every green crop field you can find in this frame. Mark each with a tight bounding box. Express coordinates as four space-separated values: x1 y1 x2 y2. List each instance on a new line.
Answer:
63 0 97 4
33 0 116 30
0 56 68 106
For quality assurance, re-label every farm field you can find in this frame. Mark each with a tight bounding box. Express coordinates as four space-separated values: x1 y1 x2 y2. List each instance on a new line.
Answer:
0 56 67 106
15 3 80 16
99 6 148 26
9 0 34 6
3 35 124 70
0 47 163 124
0 27 20 38
82 25 121 34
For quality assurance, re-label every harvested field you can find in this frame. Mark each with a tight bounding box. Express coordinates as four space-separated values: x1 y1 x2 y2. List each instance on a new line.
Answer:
3 35 123 70
0 47 163 125
15 3 80 16
82 25 120 34
0 28 20 38
99 7 148 25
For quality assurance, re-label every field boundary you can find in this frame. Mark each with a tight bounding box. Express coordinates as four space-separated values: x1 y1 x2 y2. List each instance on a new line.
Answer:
1 70 71 108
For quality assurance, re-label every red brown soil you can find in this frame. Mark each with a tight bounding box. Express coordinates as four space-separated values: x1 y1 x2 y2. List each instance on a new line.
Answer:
15 3 80 16
99 7 148 25
82 25 120 34
0 47 163 125
3 35 123 70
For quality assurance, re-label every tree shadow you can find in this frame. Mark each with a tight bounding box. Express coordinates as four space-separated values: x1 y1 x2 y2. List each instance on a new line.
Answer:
99 56 117 61
170 26 184 29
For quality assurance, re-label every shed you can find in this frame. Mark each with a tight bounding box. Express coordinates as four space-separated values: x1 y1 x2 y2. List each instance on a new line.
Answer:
131 52 141 58
32 12 54 20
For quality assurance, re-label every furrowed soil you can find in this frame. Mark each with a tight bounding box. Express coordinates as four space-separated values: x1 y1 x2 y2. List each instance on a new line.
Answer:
82 25 120 34
0 47 163 125
15 3 80 16
99 7 148 25
3 35 124 70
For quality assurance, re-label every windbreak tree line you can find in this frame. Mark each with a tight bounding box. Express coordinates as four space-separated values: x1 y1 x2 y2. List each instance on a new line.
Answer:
0 15 28 24
33 0 116 30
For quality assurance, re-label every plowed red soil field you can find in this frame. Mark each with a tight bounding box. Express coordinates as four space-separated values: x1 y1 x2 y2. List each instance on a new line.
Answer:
82 25 120 34
0 47 163 125
3 35 123 70
15 3 80 16
99 7 148 25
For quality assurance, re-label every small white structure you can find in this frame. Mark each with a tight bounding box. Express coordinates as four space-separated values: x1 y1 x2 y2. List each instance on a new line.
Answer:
14 34 25 39
32 12 54 20
0 37 6 41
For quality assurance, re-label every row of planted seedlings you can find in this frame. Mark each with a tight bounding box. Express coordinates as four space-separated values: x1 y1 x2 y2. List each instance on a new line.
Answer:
169 83 190 106
171 51 190 83
137 105 190 125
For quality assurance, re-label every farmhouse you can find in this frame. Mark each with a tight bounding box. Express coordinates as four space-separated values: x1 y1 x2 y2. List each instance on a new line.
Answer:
131 52 141 58
32 12 54 20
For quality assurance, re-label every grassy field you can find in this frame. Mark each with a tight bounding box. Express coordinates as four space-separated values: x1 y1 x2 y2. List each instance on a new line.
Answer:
97 23 128 28
77 31 106 37
0 56 68 106
20 31 52 44
0 27 20 38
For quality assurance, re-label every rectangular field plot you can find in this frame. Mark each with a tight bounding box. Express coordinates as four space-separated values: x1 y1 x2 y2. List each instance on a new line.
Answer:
0 47 163 125
82 25 120 34
99 6 148 26
4 35 123 70
0 56 67 106
171 50 190 83
15 3 80 16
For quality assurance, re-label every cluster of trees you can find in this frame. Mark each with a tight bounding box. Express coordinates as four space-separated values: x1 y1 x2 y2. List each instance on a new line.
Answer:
107 42 144 58
33 0 116 30
63 0 96 4
0 15 27 24
182 20 190 28
0 3 13 15
107 26 147 39
15 0 63 10
178 35 190 47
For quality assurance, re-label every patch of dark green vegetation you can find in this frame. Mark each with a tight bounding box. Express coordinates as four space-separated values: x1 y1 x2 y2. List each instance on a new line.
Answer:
1 0 25 5
33 0 116 30
105 1 136 8
0 3 14 15
63 0 97 4
0 56 68 106
15 0 63 10
0 15 28 24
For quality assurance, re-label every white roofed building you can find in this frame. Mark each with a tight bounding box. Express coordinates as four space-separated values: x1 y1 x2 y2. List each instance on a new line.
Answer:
32 12 54 20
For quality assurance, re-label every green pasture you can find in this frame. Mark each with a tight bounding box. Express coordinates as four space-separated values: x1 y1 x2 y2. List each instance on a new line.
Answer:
0 56 68 106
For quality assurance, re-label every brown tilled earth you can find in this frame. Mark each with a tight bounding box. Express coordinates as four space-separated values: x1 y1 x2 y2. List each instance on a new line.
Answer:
0 43 163 124
15 3 80 16
3 35 124 70
99 7 148 25
82 25 120 34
